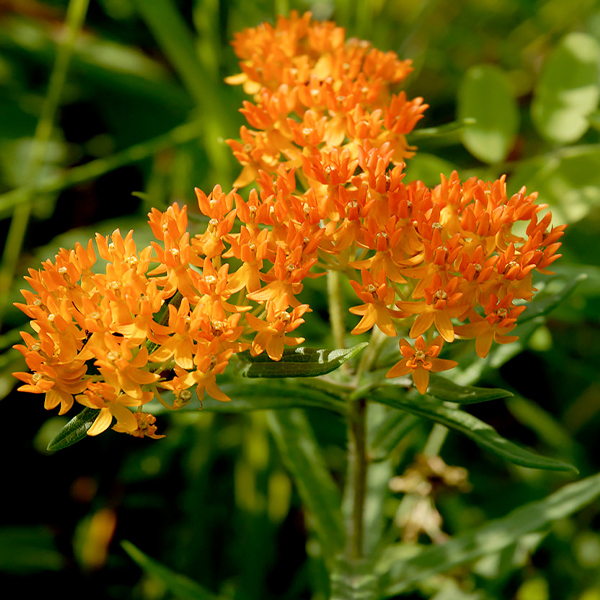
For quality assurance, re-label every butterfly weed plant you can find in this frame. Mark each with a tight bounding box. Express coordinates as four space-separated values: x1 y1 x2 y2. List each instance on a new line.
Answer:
10 10 600 600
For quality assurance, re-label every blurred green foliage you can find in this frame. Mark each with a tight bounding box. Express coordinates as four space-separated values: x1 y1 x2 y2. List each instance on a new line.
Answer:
1 0 600 599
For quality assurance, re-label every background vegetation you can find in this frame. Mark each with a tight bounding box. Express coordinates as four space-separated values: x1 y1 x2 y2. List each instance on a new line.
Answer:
1 0 600 598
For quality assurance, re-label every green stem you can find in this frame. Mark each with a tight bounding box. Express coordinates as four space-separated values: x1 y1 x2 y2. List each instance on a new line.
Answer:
328 269 346 349
0 0 89 329
346 396 368 560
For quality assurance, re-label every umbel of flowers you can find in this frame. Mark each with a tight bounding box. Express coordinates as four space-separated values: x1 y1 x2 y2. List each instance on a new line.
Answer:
13 12 565 439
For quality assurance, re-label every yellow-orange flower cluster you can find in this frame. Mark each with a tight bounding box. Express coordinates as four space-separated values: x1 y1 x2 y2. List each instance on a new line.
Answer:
13 11 565 437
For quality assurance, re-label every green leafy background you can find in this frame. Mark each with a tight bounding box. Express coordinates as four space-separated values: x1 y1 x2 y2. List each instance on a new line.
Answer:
2 1 600 599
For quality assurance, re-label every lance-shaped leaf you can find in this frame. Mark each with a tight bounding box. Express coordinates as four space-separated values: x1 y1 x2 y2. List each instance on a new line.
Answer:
518 274 586 324
369 388 578 473
267 409 345 563
206 379 347 414
122 541 220 600
378 472 600 596
330 556 379 600
426 375 513 404
369 412 420 462
47 407 99 452
409 118 476 145
236 343 368 378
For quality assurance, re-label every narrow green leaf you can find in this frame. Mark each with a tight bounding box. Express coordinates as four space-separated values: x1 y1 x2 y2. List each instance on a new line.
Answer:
267 409 346 562
122 541 220 600
46 407 99 452
532 32 600 144
369 412 420 462
330 556 379 600
209 379 347 414
426 375 513 404
378 472 600 596
458 64 519 164
518 274 586 324
409 118 476 144
236 343 368 378
369 388 578 473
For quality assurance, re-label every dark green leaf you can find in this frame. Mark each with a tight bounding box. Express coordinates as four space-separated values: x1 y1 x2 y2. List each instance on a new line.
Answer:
378 472 600 596
267 409 346 562
457 64 519 163
208 379 347 414
46 407 99 452
0 527 63 573
532 32 600 144
426 375 513 404
122 541 220 600
236 343 368 378
369 388 578 473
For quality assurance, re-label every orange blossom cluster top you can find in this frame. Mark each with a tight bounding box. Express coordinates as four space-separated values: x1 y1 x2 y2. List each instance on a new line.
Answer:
13 12 565 438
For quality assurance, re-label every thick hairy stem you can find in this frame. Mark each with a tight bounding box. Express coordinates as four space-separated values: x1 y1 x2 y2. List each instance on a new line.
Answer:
328 269 346 350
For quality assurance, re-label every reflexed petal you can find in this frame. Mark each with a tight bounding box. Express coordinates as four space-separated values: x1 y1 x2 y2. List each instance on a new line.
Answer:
475 330 495 358
429 357 458 373
87 409 113 436
412 368 430 394
386 359 412 379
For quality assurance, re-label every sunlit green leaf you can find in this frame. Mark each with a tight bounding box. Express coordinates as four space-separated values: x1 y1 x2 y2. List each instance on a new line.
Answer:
236 343 368 378
378 472 600 596
122 541 220 600
458 64 519 164
267 409 345 562
532 32 600 144
46 407 99 452
369 388 577 473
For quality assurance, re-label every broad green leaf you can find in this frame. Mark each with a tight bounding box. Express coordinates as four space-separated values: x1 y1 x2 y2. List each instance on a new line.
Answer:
458 65 519 164
369 388 578 473
330 556 379 600
378 472 600 596
267 409 345 562
426 375 513 404
236 343 368 378
532 32 600 144
403 153 457 188
122 541 220 600
47 407 99 452
510 145 600 225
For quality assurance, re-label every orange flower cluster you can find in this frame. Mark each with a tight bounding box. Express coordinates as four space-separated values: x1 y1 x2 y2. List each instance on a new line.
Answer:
13 12 565 437
226 11 426 187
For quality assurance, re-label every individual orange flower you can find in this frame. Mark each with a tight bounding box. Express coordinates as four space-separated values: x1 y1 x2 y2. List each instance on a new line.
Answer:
113 412 165 439
396 274 465 342
245 293 310 360
349 269 403 337
386 336 458 394
76 382 142 436
455 293 526 358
